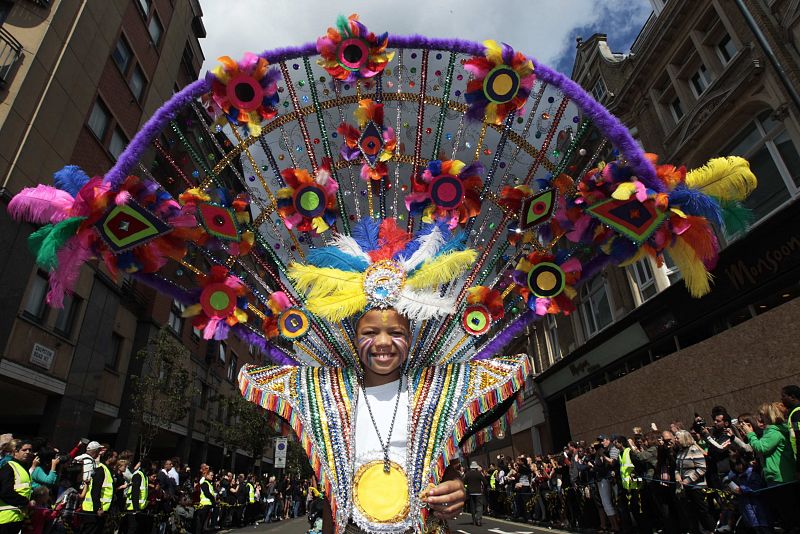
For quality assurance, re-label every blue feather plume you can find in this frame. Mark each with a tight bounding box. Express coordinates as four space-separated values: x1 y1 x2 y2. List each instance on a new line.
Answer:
396 220 449 260
307 246 369 272
669 184 722 226
609 236 638 263
433 229 467 257
53 165 90 198
351 217 381 252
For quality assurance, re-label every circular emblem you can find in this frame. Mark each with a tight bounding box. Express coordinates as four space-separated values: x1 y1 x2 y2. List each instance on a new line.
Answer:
226 74 264 112
293 185 327 219
337 38 369 71
462 304 491 336
359 134 382 157
483 66 521 104
532 200 547 215
200 283 237 318
278 308 310 339
353 460 409 523
363 260 406 308
526 262 566 298
429 175 465 210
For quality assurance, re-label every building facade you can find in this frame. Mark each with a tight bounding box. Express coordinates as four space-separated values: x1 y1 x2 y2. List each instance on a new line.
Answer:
0 0 272 470
489 0 800 456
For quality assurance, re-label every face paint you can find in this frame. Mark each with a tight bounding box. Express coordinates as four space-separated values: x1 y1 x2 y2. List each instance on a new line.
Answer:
357 336 375 368
381 310 389 325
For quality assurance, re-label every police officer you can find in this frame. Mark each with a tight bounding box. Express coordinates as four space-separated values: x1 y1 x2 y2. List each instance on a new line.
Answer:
245 475 256 525
194 470 216 534
0 439 33 534
79 449 113 534
122 461 149 534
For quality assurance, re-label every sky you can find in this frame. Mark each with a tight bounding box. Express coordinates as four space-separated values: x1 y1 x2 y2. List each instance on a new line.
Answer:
196 0 654 75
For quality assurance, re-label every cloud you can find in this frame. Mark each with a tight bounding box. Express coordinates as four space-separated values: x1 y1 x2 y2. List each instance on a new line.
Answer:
197 0 652 75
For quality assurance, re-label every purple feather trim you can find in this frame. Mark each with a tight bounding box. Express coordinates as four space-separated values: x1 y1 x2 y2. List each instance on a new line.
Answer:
472 309 539 361
103 36 655 197
232 324 298 365
133 273 195 305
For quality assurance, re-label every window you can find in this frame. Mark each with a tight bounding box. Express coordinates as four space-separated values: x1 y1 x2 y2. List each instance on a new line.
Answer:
107 333 123 370
168 301 184 334
108 128 128 161
23 272 48 321
591 78 607 102
54 294 81 337
129 65 146 101
136 0 151 16
227 353 238 382
629 257 657 303
717 34 736 64
663 252 682 285
724 111 800 223
218 341 226 364
148 13 163 46
690 64 711 97
191 326 201 342
88 99 110 140
669 97 684 122
112 36 132 73
200 383 208 409
544 314 561 363
580 274 613 337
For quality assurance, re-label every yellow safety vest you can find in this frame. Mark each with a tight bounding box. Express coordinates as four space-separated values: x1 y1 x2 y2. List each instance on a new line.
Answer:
125 470 149 511
489 471 497 490
199 479 215 507
620 448 641 491
82 463 113 512
0 460 32 524
789 406 800 455
246 482 255 504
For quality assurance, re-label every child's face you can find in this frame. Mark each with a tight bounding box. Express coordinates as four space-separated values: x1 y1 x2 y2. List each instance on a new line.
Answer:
356 309 410 383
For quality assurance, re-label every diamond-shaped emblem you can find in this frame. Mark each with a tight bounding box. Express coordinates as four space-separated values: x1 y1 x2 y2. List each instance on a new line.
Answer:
586 197 666 243
197 203 240 242
95 200 172 253
358 121 384 168
519 189 556 230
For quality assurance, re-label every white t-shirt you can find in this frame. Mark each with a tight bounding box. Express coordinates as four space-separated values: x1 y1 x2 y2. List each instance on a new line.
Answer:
354 377 409 473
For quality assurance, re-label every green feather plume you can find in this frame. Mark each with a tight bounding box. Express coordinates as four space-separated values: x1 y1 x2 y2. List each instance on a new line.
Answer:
721 201 754 238
27 216 86 270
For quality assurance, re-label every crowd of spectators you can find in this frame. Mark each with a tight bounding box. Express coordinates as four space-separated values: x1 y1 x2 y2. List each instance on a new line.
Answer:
0 436 323 534
460 384 800 534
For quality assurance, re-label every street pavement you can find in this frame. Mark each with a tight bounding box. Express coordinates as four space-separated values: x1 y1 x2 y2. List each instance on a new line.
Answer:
224 514 571 534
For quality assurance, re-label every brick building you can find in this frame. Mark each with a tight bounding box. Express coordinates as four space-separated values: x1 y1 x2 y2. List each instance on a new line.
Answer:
0 0 271 469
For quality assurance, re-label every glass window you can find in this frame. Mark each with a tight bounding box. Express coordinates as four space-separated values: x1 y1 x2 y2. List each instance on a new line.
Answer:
218 341 226 364
774 130 800 187
109 128 128 160
136 0 150 16
580 275 613 337
23 272 48 321
168 301 184 334
227 354 238 382
112 36 132 73
670 97 683 122
717 34 736 64
87 99 110 140
148 13 163 46
545 314 561 363
107 333 122 370
54 294 81 337
591 78 607 102
662 251 682 285
690 64 711 97
129 65 146 101
629 257 657 302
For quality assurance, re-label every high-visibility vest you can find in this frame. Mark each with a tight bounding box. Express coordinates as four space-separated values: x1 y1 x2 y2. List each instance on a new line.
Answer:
82 463 113 512
0 460 32 524
246 482 255 504
620 448 641 491
789 406 800 455
125 470 148 511
199 479 215 507
489 471 497 490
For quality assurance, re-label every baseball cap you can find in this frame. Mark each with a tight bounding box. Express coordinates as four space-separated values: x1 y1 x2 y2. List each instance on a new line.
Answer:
86 441 103 451
469 461 479 469
597 434 608 441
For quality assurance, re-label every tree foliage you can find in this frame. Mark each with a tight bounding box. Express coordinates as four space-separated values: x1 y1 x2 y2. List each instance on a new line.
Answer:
129 328 197 459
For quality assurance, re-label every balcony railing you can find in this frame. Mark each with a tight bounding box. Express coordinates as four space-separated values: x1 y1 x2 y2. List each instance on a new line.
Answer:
0 26 23 88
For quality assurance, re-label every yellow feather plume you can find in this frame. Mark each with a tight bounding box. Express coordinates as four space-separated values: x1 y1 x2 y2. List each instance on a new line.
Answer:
685 156 757 201
287 264 362 298
306 289 368 322
406 250 477 290
483 40 503 65
665 238 713 298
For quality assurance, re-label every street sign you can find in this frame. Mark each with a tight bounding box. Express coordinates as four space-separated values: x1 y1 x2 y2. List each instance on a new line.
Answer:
274 437 288 469
30 343 54 370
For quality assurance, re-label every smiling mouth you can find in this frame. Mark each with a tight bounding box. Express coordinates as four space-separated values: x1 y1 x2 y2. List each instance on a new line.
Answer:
370 352 396 361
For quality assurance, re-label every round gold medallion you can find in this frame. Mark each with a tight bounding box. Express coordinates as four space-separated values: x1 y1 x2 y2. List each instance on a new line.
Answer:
352 460 409 523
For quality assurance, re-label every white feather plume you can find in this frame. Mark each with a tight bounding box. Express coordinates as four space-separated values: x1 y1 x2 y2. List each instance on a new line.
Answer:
400 226 445 271
394 287 456 321
327 234 372 263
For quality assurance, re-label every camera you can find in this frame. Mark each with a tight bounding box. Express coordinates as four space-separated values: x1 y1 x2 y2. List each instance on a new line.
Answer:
56 453 72 464
731 418 739 425
692 416 706 433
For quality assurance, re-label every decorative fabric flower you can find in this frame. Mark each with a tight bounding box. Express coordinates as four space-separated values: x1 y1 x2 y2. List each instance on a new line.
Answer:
338 99 396 181
405 160 484 229
208 52 280 136
262 291 310 341
512 251 581 316
183 265 249 340
8 167 197 307
462 286 505 336
276 160 339 234
316 14 394 82
179 187 254 256
464 40 535 124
